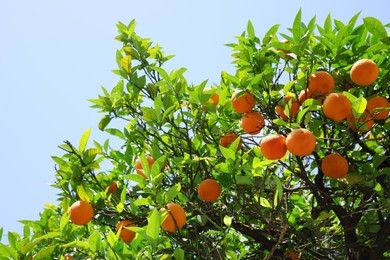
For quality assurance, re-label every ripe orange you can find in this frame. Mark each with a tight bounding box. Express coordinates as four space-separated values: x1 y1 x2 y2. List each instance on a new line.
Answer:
260 134 287 160
198 179 222 202
161 203 186 232
64 255 73 260
275 105 288 120
308 71 335 96
135 155 155 179
203 88 219 106
275 95 300 120
241 111 265 135
323 93 352 122
107 181 118 194
69 201 94 226
231 90 256 113
367 96 389 120
298 89 312 104
321 153 349 179
350 59 379 86
286 128 316 156
219 132 242 150
286 250 300 260
347 111 374 133
116 220 136 243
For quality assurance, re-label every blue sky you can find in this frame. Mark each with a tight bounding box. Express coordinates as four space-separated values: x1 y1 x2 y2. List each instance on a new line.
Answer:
0 1 388 238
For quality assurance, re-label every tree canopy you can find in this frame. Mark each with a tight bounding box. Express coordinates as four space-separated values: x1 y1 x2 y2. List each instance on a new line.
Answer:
1 10 389 260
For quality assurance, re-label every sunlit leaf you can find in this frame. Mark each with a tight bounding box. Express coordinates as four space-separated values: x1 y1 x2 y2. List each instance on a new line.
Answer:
364 17 388 39
260 197 272 208
146 208 161 248
223 215 232 227
79 128 91 153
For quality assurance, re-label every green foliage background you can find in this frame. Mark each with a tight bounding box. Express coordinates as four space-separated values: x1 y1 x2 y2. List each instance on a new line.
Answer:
1 10 389 260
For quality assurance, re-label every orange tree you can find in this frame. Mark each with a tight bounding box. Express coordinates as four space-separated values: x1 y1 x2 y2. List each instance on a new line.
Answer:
1 10 389 260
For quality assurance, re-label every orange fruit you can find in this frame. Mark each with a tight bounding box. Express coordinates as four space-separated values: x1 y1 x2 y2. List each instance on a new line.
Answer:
347 111 374 133
241 111 265 135
219 132 242 150
367 96 389 120
64 255 73 260
286 250 300 260
135 155 155 179
231 90 256 113
161 202 186 232
260 134 287 160
286 128 316 156
323 93 352 122
298 89 312 104
350 59 379 86
203 88 219 106
198 179 222 202
275 95 300 120
308 71 335 97
106 181 118 194
275 105 288 120
116 220 136 243
321 153 349 179
69 201 94 226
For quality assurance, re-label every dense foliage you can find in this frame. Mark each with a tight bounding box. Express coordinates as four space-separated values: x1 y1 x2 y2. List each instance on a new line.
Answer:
1 10 389 260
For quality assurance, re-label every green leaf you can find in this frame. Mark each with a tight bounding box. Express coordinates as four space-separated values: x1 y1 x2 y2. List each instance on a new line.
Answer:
116 202 124 213
88 231 101 253
166 184 181 202
76 185 91 202
51 156 67 166
142 107 158 123
98 115 112 131
226 250 237 260
7 232 17 249
374 183 384 196
170 67 187 81
366 43 390 53
33 245 57 260
235 176 252 185
85 148 102 157
62 240 89 250
150 66 170 81
352 96 367 119
174 248 185 260
292 9 302 41
247 20 255 39
364 17 388 39
260 197 272 208
105 128 125 140
373 154 388 169
223 215 232 227
115 50 123 68
264 24 280 40
79 128 91 153
120 55 132 73
21 232 62 254
324 13 332 34
59 212 69 231
146 208 161 249
219 145 236 161
107 229 118 247
0 244 15 258
272 175 283 207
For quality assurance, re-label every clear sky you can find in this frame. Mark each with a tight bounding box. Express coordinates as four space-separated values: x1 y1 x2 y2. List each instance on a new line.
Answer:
0 0 388 238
